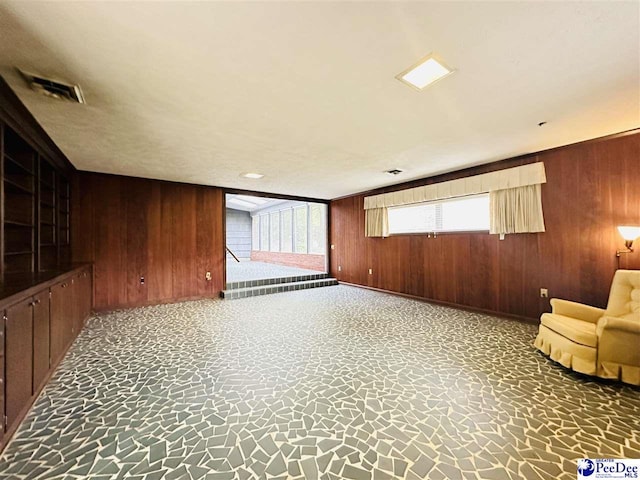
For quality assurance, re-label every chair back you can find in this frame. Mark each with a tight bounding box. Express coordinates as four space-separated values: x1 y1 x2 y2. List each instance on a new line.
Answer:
605 270 640 319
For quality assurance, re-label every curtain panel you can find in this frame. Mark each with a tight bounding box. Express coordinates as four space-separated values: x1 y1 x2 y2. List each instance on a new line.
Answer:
489 184 545 234
364 162 546 238
365 207 389 238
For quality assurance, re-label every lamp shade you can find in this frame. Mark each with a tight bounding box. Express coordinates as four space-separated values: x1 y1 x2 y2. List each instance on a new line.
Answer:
617 225 640 241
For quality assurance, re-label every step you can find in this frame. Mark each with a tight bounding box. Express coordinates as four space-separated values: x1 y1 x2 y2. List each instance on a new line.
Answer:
222 277 338 300
225 272 329 291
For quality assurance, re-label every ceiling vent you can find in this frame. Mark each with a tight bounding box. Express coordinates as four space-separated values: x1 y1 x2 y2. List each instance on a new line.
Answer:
18 69 85 104
385 169 404 176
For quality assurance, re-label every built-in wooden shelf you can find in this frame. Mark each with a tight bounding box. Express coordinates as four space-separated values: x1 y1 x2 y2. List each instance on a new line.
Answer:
4 178 34 195
2 123 72 275
4 250 34 256
4 219 34 228
4 153 35 175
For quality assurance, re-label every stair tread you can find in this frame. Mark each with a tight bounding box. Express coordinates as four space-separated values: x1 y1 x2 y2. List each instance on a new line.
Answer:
226 273 329 290
223 278 337 294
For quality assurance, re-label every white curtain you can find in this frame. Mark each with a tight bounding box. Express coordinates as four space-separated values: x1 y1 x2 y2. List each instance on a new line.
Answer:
365 207 389 238
363 163 547 238
490 184 545 234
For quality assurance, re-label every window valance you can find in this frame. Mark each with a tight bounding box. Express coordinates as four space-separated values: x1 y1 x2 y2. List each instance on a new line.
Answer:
364 162 547 238
364 162 546 210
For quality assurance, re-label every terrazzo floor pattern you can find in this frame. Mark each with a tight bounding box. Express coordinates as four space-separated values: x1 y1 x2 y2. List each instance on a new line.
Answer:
226 261 323 283
2 285 639 480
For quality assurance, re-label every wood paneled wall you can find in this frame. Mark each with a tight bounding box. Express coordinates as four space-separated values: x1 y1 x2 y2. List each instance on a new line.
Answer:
330 132 640 320
72 172 225 310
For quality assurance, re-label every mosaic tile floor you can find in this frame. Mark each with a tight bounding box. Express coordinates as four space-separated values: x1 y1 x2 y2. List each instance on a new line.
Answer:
1 286 639 480
226 260 323 283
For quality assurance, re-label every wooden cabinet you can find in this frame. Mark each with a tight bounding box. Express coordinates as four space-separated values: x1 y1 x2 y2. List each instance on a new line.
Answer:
0 265 92 451
32 290 50 392
4 299 33 433
50 280 72 365
73 270 91 335
0 320 4 447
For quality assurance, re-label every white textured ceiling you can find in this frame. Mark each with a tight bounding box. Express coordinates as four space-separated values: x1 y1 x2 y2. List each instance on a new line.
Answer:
0 1 638 200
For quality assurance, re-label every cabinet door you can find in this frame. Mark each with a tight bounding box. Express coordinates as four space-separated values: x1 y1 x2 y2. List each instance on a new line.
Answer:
32 290 51 392
50 281 71 365
5 299 33 431
71 276 82 336
79 269 92 322
0 317 5 441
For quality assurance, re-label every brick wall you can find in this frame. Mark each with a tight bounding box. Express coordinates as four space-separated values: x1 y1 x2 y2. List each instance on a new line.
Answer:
250 251 326 271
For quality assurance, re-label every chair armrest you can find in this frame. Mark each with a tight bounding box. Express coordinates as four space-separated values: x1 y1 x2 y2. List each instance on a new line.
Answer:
550 298 605 324
597 316 640 336
596 316 640 375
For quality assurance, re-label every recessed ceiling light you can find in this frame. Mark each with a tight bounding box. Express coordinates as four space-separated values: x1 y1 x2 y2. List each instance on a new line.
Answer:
241 172 264 179
396 54 454 91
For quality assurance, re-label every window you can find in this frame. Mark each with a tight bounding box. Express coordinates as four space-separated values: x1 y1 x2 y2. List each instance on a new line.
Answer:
294 206 308 253
388 194 490 234
252 215 260 250
270 212 280 252
309 204 326 254
260 215 269 250
250 202 327 254
281 209 293 253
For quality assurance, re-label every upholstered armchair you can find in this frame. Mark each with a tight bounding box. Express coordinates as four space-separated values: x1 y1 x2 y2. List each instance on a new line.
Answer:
534 269 640 386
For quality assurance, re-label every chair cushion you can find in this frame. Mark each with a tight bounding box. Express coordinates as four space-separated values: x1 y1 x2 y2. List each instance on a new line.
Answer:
540 313 598 348
605 270 640 317
621 311 640 323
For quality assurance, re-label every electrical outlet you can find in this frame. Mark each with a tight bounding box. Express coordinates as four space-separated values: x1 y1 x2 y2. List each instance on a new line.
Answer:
140 276 145 285
338 265 342 272
540 288 548 298
368 268 373 275
205 271 212 281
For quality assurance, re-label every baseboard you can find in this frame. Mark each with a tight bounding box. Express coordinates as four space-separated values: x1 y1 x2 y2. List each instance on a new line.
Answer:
92 293 223 314
337 281 539 325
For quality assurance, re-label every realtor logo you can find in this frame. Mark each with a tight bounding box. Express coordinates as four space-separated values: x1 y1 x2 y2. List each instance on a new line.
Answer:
577 459 640 479
578 459 595 477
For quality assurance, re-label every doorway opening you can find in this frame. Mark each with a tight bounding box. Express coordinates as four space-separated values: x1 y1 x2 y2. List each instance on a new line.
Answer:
225 194 328 285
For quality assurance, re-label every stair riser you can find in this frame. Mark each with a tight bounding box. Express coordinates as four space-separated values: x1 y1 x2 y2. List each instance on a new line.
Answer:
226 273 328 291
222 280 338 300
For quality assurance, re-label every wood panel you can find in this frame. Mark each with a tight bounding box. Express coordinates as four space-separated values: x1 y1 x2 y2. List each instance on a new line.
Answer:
0 265 92 453
5 298 33 431
330 132 640 320
0 318 3 447
32 289 50 392
50 281 70 364
72 173 225 310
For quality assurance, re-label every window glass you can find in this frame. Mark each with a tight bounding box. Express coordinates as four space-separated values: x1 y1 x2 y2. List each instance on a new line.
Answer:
252 215 259 250
281 209 293 253
260 215 269 250
294 206 308 253
388 194 490 234
440 195 490 232
309 204 327 254
270 212 280 252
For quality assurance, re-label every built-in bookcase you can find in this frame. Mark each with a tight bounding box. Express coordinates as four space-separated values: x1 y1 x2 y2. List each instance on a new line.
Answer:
3 126 36 274
58 176 71 263
39 158 57 270
1 124 71 275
